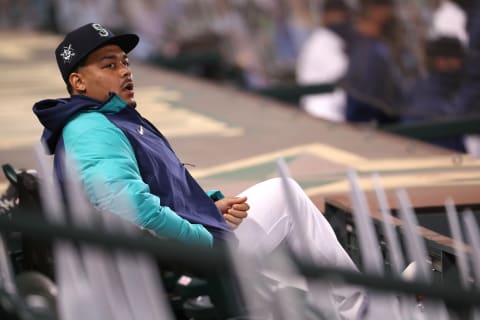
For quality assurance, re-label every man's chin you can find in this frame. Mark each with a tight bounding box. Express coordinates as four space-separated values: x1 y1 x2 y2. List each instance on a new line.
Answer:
120 95 136 108
126 97 137 108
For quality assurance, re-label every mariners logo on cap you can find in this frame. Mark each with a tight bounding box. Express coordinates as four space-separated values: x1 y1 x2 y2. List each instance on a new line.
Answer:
92 23 109 37
60 44 76 64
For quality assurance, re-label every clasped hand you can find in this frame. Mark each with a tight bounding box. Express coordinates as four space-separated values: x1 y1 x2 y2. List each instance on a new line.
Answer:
215 196 249 230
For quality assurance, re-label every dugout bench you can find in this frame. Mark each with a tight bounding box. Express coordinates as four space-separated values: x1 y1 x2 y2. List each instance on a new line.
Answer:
323 184 480 285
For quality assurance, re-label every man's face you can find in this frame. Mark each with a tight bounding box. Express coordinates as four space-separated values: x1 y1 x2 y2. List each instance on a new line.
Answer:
73 44 135 106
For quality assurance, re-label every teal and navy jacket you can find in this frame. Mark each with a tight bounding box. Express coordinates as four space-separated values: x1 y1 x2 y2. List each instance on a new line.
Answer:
33 94 236 247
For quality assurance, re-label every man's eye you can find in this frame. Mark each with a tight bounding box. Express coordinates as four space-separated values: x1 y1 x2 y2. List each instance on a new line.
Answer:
123 61 130 67
105 63 115 69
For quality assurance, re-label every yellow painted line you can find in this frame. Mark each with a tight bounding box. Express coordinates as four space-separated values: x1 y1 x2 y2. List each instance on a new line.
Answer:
305 175 424 196
136 87 243 138
302 144 367 166
0 34 61 61
191 144 317 178
191 143 367 178
0 84 243 150
430 170 480 182
305 170 480 197
190 143 480 183
356 155 480 171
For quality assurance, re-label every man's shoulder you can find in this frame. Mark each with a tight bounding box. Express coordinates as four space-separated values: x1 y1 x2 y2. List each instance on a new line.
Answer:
62 110 132 155
63 111 124 142
64 111 111 131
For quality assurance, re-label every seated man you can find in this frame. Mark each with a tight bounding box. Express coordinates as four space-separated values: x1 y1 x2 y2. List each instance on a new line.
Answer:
32 23 366 318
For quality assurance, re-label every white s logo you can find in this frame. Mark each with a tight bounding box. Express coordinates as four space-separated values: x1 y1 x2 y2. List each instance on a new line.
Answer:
92 23 109 37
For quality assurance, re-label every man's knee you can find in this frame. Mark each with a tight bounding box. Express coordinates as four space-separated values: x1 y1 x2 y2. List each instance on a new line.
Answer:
262 177 302 194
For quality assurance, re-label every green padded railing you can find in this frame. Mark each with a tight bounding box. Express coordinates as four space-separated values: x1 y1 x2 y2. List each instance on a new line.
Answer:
382 114 480 140
251 83 336 105
1 214 480 309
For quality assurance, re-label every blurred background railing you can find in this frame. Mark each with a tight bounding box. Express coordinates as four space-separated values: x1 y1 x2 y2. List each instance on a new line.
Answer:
1 158 480 319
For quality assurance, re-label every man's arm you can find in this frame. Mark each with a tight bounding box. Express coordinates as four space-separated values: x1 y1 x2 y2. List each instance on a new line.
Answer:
62 112 213 247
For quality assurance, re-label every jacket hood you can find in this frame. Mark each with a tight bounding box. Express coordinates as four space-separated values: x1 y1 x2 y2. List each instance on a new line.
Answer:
32 95 104 154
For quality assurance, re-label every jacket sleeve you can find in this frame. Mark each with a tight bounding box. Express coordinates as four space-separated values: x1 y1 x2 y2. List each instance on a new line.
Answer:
206 190 224 201
62 112 213 247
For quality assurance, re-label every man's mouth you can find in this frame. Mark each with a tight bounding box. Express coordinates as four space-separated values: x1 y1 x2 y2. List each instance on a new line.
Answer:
122 81 135 95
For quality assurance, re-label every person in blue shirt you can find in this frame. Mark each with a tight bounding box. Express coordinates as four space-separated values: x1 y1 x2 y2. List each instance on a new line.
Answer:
33 23 366 319
343 0 405 125
402 36 468 152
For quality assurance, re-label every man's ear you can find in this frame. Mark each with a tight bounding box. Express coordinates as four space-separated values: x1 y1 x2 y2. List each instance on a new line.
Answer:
68 72 86 94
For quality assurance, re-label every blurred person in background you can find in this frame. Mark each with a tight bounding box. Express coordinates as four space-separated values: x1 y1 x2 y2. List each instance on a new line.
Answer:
0 0 52 30
402 36 468 152
296 0 353 122
132 0 249 84
343 0 406 125
430 0 468 45
119 0 173 61
401 0 480 155
451 0 480 50
0 0 15 28
53 0 125 34
431 0 480 156
233 0 315 87
272 0 313 69
264 0 313 84
209 0 268 88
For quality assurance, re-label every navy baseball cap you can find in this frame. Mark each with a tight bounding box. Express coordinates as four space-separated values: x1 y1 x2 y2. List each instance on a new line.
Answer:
55 23 139 84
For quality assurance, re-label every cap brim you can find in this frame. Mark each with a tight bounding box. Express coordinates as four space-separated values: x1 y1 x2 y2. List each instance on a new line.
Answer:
106 34 139 54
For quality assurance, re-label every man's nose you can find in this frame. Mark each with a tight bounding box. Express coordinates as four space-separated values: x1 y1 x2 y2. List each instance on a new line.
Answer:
120 64 132 77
